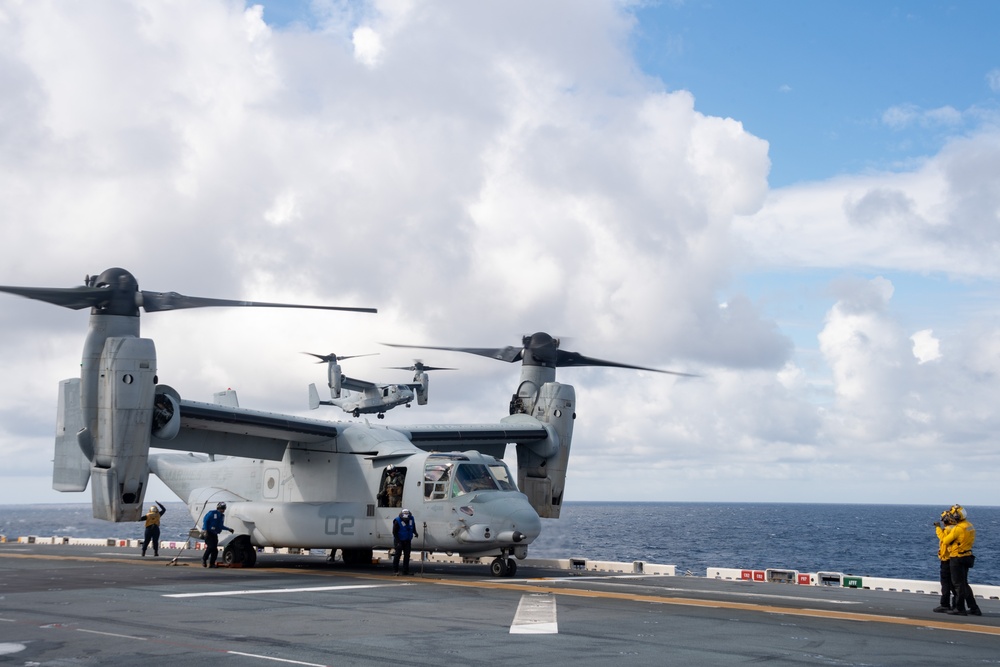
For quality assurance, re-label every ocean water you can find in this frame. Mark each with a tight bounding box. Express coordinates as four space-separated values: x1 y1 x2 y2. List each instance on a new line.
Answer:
2 502 997 585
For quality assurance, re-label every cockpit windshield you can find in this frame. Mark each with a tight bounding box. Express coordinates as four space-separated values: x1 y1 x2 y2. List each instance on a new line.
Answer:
423 457 507 500
451 464 498 496
488 462 517 491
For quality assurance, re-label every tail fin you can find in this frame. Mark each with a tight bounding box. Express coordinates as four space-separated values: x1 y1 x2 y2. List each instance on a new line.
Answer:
53 378 90 492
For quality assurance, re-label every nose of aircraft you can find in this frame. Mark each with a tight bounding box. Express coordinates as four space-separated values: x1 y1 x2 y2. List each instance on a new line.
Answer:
510 505 542 543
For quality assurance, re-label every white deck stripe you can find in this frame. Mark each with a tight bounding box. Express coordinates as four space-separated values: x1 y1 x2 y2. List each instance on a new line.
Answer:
227 650 328 666
509 593 558 634
164 583 396 598
76 629 147 640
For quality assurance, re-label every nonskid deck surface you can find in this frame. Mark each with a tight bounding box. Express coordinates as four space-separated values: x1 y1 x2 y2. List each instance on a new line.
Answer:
1 543 998 666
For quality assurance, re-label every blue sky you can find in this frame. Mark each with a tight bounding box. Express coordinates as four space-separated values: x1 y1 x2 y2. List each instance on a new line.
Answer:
630 1 1000 187
2 1 1000 507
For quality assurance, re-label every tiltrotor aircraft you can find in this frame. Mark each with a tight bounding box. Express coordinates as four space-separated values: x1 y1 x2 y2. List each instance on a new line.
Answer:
1 268 690 576
306 352 454 419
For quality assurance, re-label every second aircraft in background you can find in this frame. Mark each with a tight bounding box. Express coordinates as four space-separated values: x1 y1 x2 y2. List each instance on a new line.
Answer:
306 352 455 419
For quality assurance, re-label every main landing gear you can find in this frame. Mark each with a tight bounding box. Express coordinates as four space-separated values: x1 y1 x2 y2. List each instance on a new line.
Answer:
222 536 257 567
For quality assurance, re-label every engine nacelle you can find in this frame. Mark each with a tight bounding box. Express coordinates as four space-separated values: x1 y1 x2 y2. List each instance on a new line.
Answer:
415 371 429 405
514 381 575 519
91 336 157 522
328 360 343 398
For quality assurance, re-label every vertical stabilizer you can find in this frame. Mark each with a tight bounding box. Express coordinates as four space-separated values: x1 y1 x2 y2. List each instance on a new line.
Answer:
53 378 90 492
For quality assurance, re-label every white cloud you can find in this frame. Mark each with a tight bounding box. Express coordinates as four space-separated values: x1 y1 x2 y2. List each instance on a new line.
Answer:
732 130 1000 278
1 1 1000 507
352 25 383 66
987 68 1000 93
882 104 963 130
910 329 941 364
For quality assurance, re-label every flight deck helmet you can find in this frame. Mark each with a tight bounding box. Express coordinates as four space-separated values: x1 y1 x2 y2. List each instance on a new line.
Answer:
217 502 227 511
150 505 159 513
951 504 966 521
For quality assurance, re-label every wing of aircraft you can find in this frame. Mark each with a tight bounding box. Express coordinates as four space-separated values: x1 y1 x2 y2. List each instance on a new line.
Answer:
149 396 550 462
339 375 379 393
153 398 341 460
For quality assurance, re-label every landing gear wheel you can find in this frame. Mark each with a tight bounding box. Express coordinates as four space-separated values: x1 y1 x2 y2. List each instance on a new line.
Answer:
222 536 256 567
353 409 360 418
490 557 509 577
505 558 517 577
342 548 374 567
377 413 385 419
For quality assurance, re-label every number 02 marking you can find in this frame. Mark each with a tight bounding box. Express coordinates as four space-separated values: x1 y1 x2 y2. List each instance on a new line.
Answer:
325 516 356 535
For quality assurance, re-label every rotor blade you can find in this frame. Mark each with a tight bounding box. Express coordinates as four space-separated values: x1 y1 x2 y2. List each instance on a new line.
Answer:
386 365 457 372
0 285 111 311
554 350 698 376
382 342 523 363
140 291 377 314
303 352 378 363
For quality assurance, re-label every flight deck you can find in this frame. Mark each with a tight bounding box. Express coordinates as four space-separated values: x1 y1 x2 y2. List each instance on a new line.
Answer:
1 541 998 666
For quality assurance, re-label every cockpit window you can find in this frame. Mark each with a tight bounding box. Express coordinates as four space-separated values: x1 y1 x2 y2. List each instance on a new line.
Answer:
488 463 517 491
424 462 451 500
451 464 499 497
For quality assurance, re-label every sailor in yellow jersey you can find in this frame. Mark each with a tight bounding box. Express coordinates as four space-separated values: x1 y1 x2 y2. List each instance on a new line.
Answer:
932 509 956 613
939 504 981 616
140 501 167 557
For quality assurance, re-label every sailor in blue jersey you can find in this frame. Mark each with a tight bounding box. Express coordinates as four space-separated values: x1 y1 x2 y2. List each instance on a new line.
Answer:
201 502 234 568
392 509 419 575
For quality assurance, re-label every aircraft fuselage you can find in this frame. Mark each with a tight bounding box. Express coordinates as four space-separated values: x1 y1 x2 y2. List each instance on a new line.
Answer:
149 425 540 561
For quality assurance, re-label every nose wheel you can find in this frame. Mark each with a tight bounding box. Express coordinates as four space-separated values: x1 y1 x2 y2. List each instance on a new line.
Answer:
490 550 517 577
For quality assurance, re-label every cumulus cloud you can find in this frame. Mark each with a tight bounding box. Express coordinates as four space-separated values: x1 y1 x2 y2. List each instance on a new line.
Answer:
1 1 999 506
987 68 1000 93
911 329 941 364
733 130 1000 278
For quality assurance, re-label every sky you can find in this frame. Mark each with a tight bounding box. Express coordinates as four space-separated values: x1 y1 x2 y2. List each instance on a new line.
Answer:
1 0 999 508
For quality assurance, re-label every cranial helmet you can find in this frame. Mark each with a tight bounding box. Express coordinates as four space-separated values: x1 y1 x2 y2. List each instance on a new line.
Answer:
150 505 158 513
387 464 396 472
951 505 966 520
217 502 227 511
401 508 411 516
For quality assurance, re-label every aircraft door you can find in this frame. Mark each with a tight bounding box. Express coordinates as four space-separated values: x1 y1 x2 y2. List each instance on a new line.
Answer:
377 466 405 508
